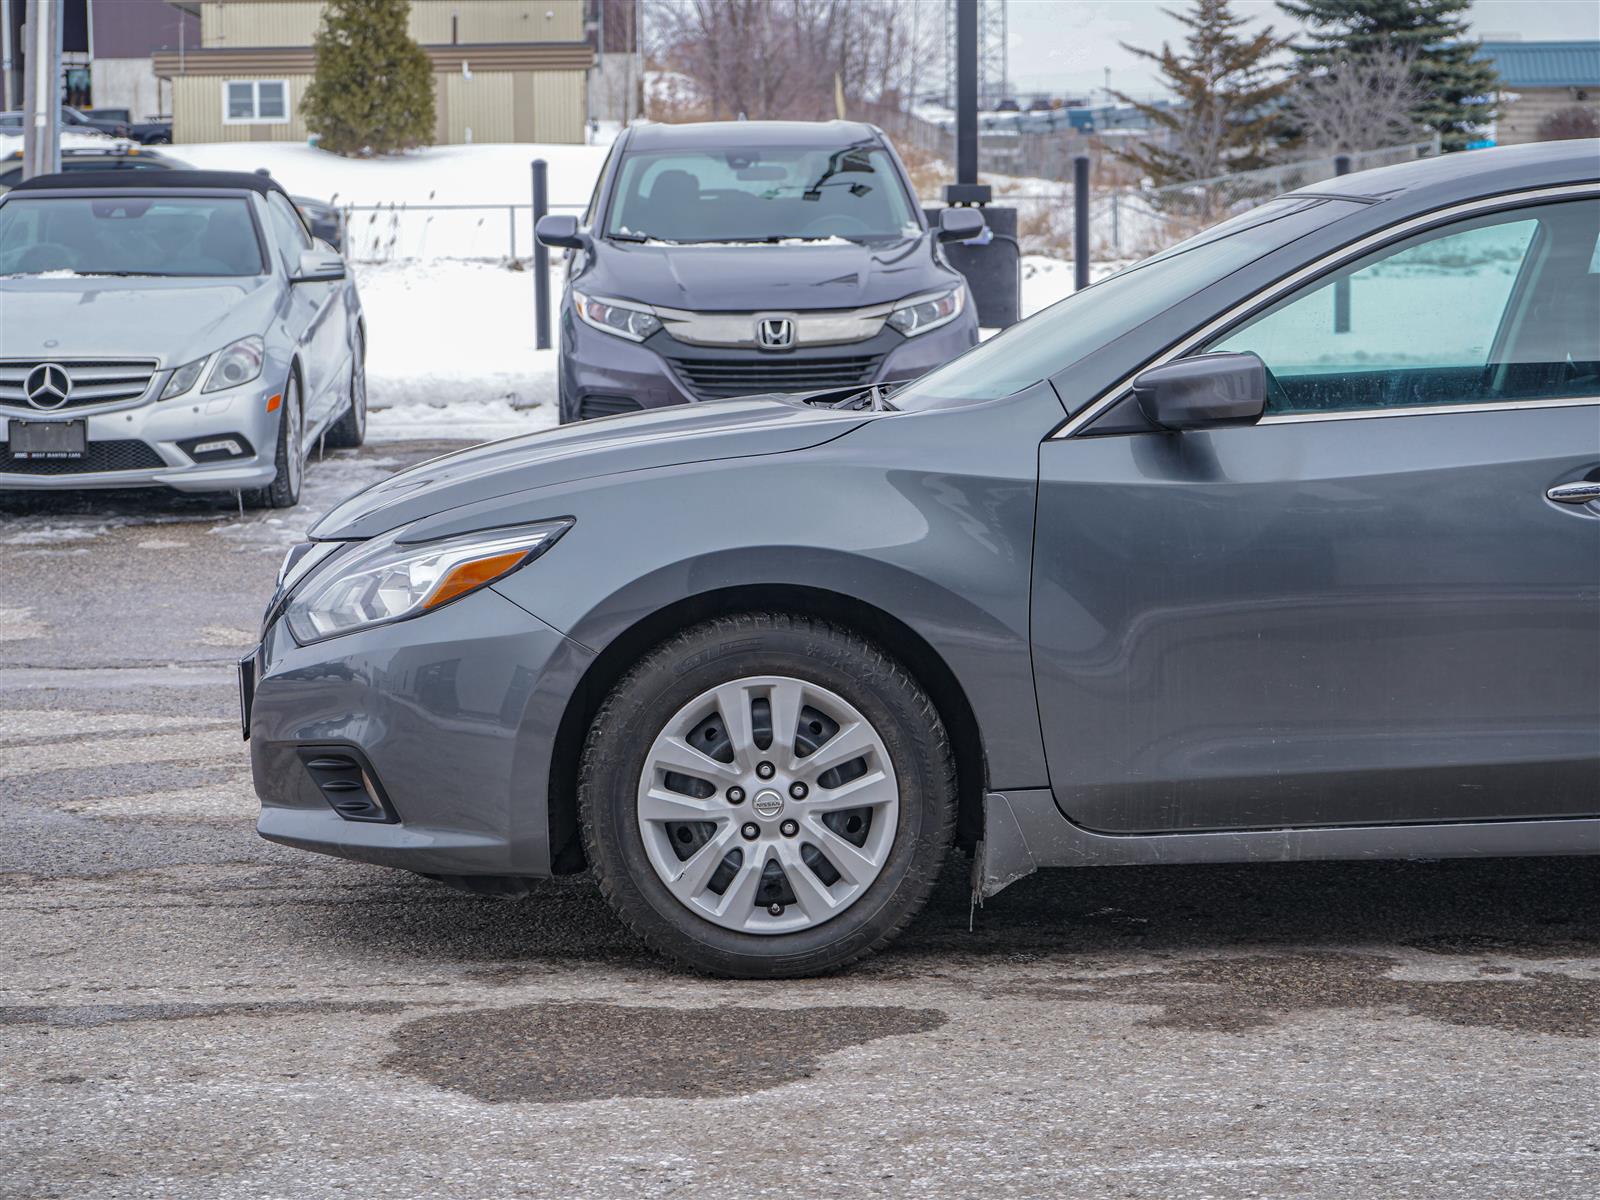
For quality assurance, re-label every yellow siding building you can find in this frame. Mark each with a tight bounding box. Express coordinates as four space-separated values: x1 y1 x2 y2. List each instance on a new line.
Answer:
155 0 593 145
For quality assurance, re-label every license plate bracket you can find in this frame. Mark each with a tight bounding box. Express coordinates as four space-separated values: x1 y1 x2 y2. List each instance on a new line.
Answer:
9 419 87 459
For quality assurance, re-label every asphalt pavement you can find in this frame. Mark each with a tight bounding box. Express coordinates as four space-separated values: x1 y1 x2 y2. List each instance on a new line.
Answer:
1 440 1597 1199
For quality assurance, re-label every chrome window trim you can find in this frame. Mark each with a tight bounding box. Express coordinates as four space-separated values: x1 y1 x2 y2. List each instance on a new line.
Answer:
1257 395 1600 425
1050 182 1600 440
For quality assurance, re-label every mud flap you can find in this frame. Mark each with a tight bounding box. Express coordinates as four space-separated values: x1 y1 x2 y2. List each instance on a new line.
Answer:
970 791 1038 903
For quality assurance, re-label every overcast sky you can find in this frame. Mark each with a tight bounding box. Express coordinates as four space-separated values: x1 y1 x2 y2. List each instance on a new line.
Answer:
1006 0 1600 100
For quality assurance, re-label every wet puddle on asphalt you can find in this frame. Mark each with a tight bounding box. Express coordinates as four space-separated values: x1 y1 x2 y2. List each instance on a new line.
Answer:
381 1001 947 1103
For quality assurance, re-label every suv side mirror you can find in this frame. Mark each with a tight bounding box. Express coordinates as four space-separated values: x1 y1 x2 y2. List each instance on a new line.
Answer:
536 214 588 250
937 207 986 243
292 248 345 283
1132 352 1267 431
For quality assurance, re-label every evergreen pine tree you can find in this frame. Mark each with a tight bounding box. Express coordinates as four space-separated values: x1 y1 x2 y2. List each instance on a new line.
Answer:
302 0 435 156
1278 0 1499 151
1110 0 1294 186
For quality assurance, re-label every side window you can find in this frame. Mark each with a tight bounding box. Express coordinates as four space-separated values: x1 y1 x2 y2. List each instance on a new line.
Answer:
265 191 312 266
1209 199 1600 413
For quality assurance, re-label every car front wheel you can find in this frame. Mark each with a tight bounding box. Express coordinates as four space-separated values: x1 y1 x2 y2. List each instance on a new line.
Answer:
580 613 956 977
247 374 303 509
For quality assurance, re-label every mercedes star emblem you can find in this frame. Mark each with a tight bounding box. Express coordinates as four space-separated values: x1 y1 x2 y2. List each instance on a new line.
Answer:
23 363 72 411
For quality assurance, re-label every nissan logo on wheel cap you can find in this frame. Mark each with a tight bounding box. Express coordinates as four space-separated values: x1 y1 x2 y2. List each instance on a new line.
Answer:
23 363 72 410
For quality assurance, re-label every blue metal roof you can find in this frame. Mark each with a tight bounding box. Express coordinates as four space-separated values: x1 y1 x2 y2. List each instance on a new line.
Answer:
1480 41 1600 89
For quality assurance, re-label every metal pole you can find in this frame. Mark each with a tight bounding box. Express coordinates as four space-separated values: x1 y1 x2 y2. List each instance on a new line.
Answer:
955 0 977 186
22 0 60 180
1333 154 1351 333
1073 154 1090 292
508 203 515 259
532 158 551 350
1 0 13 115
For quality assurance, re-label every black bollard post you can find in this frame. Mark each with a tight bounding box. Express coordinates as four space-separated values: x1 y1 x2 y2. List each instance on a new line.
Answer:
532 158 551 351
1073 154 1090 293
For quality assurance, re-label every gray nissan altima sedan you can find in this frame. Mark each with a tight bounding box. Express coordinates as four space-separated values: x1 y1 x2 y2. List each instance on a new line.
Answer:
245 140 1600 977
0 170 365 507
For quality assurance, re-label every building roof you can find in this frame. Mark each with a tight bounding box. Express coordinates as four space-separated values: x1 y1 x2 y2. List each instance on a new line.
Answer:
1480 41 1600 90
8 169 291 199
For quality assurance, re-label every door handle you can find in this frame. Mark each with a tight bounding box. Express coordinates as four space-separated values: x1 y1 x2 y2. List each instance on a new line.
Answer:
1547 482 1600 504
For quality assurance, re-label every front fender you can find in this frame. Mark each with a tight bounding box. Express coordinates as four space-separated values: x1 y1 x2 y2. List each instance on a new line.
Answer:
489 383 1064 791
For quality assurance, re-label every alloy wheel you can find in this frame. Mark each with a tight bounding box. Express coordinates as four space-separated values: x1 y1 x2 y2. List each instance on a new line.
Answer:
635 675 899 935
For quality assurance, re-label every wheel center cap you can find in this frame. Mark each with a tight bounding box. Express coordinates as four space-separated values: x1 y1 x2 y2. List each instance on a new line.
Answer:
751 789 785 819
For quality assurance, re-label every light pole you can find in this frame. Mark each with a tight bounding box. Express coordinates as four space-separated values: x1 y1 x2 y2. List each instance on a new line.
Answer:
21 0 61 180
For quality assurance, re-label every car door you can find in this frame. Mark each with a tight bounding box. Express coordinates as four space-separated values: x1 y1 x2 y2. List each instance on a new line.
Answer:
265 190 347 428
1032 193 1600 834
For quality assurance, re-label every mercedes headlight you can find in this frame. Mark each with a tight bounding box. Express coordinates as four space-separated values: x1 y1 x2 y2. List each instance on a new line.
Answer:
159 357 206 400
573 291 662 342
284 520 573 644
887 286 965 336
202 335 265 393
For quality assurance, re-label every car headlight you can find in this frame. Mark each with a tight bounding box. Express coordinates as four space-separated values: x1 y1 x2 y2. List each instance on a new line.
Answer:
283 520 573 644
887 286 965 336
202 335 265 393
160 357 206 400
573 290 662 342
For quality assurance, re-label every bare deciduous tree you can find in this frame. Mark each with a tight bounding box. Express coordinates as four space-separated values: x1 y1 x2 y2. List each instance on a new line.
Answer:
648 0 937 129
1289 45 1426 154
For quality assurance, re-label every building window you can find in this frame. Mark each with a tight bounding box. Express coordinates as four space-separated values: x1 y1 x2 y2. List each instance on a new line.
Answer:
223 80 288 125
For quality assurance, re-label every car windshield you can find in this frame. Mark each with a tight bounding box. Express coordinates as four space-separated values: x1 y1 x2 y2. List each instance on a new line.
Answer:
890 197 1364 411
0 194 265 277
605 143 920 243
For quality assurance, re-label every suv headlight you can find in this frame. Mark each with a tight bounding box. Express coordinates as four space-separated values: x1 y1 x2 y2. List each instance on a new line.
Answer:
283 520 573 644
203 335 265 393
573 291 662 342
887 286 965 337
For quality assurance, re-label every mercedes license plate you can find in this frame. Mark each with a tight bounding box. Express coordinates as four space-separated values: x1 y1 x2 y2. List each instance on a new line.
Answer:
9 419 87 460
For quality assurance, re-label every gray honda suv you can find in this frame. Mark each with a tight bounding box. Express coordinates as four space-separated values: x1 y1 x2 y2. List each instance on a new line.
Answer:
247 140 1600 977
536 120 984 422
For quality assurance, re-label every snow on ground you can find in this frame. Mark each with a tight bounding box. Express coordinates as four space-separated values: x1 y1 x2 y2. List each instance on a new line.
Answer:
173 141 606 208
355 258 561 442
176 141 607 261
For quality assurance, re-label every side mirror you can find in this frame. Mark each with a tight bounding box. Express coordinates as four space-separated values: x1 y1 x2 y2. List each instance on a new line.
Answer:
937 207 986 243
292 248 345 283
536 214 588 250
1131 352 1266 431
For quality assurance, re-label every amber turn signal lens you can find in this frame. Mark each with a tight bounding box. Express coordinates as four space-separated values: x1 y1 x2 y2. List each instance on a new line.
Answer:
422 549 531 611
266 393 283 412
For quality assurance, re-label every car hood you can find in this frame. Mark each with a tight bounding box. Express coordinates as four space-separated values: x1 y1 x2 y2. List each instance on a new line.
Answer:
0 275 277 363
584 235 950 311
310 395 872 542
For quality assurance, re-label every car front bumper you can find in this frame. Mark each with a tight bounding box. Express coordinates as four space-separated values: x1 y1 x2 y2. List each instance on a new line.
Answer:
560 304 979 421
248 585 595 878
0 382 282 493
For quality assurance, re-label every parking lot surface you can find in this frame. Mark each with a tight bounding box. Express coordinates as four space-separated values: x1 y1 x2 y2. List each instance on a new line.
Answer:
2 440 1597 1199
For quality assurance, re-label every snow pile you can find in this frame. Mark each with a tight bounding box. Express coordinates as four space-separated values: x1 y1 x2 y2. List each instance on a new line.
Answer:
173 140 607 207
355 258 561 441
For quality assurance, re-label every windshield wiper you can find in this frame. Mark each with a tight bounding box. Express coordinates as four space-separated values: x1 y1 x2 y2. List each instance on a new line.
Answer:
608 230 650 243
829 384 896 412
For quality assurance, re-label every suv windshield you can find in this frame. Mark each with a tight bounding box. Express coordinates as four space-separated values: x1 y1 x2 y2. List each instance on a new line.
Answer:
606 143 920 244
892 197 1364 411
0 195 265 277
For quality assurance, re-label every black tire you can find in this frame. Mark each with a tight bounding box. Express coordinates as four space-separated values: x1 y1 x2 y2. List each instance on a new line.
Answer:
246 374 303 510
580 613 956 978
324 335 367 450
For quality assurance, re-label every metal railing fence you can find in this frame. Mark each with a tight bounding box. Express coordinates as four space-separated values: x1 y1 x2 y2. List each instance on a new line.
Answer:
338 201 585 263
